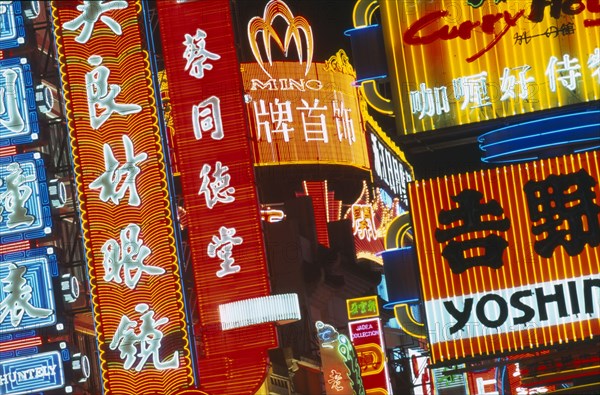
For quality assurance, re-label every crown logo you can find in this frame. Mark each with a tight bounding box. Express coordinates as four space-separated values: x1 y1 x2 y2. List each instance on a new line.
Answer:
247 0 314 78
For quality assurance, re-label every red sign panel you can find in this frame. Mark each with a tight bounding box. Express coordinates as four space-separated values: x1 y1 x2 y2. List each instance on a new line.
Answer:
408 150 600 364
348 318 392 394
156 1 277 394
51 1 193 393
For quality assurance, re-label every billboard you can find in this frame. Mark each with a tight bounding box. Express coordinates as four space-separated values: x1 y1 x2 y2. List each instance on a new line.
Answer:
380 0 600 134
0 57 41 147
51 1 193 393
0 350 65 394
240 0 370 170
348 318 392 395
0 152 52 244
408 150 600 364
156 0 284 393
0 1 27 50
0 247 58 335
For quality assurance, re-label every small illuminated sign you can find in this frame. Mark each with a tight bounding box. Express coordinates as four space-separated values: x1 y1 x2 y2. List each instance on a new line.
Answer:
0 57 39 147
0 1 26 50
0 152 52 243
0 247 58 335
346 295 379 321
369 131 412 207
0 350 65 395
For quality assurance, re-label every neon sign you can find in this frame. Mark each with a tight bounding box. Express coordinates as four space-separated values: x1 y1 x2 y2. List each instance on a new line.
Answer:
0 1 24 50
0 247 58 335
0 350 65 395
0 57 40 147
0 152 52 243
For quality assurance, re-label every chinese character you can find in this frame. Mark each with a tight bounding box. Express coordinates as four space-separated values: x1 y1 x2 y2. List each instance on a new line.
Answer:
0 69 25 133
588 48 600 83
0 263 53 327
62 1 128 44
198 161 235 209
500 65 535 101
332 92 356 144
86 55 142 130
409 83 450 119
192 95 223 140
109 303 179 371
102 223 164 289
545 54 581 92
453 72 492 109
183 28 221 79
0 162 35 229
524 169 600 258
352 204 377 241
435 189 510 274
253 99 294 142
207 226 243 278
89 135 147 206
328 369 344 391
297 98 328 142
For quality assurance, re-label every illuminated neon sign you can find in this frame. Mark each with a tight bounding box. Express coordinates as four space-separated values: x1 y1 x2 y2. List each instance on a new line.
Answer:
0 152 52 243
0 350 65 394
0 57 40 147
0 247 58 335
51 1 193 392
0 1 24 50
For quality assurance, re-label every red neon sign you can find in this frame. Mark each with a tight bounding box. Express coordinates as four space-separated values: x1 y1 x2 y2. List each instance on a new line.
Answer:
51 1 193 393
157 1 277 394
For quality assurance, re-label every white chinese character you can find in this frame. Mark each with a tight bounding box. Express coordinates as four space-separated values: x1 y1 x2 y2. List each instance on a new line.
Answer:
587 47 600 83
0 69 25 133
208 226 243 278
545 54 581 92
89 135 147 206
102 223 164 290
297 99 328 143
198 161 235 209
253 99 294 142
332 92 356 144
327 369 344 392
109 303 179 371
409 83 450 119
453 72 491 109
0 263 53 327
183 28 221 79
192 96 223 140
0 163 35 229
62 1 128 44
86 55 141 130
500 65 535 101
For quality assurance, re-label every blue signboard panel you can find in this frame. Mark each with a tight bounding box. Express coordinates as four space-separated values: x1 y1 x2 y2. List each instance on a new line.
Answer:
0 247 58 335
0 152 52 243
0 350 65 394
0 1 26 50
0 57 40 147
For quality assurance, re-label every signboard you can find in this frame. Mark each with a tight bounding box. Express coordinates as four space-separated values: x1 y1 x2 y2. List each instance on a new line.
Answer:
239 0 370 170
0 247 58 335
0 1 26 50
0 57 40 147
347 295 379 321
51 1 193 393
407 348 434 395
0 152 52 244
0 350 65 395
380 0 600 134
156 1 280 393
348 318 392 394
408 150 600 364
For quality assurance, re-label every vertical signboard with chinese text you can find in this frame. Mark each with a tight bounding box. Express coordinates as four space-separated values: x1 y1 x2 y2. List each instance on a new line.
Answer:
156 1 277 393
51 1 193 393
409 150 600 364
380 0 600 134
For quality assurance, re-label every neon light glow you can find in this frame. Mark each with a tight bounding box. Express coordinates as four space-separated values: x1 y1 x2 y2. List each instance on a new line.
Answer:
0 350 65 395
0 2 26 50
346 295 379 321
51 1 193 392
408 150 600 364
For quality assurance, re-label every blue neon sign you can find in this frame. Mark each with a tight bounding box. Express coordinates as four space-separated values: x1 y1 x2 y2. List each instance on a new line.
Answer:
0 152 52 244
0 57 40 147
0 1 26 50
0 247 58 335
0 350 65 394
